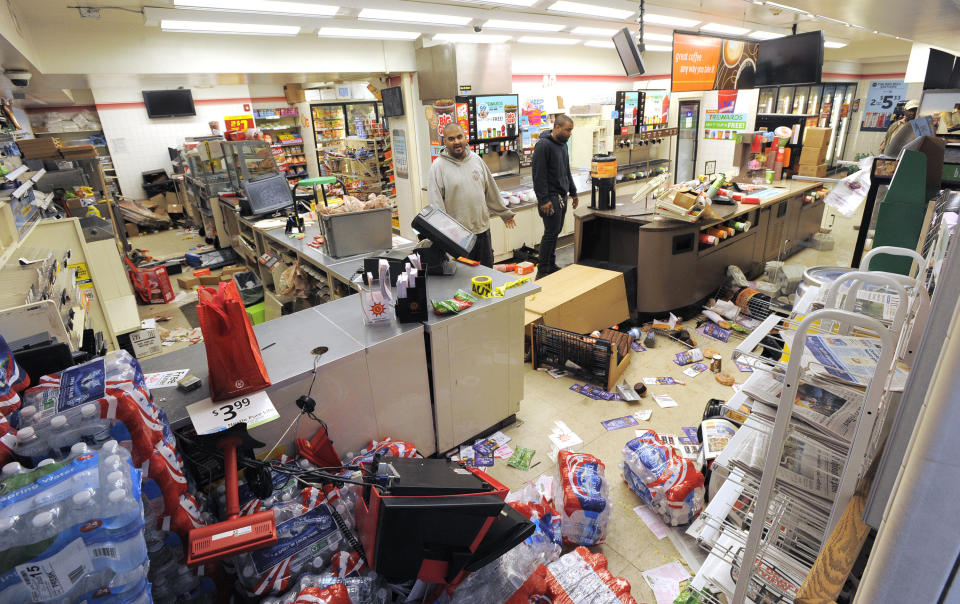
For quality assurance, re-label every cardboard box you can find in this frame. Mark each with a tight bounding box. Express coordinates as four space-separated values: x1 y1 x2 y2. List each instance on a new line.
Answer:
798 163 828 177
802 127 832 148
125 223 140 237
284 83 305 104
177 274 199 289
199 273 222 287
129 328 161 358
221 265 246 276
799 145 828 166
525 265 630 336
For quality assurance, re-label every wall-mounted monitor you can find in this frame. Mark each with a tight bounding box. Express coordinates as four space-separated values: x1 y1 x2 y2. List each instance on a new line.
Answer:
381 86 405 117
923 48 958 90
755 31 824 87
613 27 645 78
143 89 196 119
472 95 519 141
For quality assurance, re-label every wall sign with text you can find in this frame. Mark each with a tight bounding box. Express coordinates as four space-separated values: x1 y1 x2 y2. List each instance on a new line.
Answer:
861 81 908 132
704 111 748 140
672 33 758 92
224 114 255 132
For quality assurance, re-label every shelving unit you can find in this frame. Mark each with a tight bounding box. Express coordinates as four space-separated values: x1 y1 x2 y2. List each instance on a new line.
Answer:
310 101 396 201
26 107 123 199
254 107 304 184
685 240 948 603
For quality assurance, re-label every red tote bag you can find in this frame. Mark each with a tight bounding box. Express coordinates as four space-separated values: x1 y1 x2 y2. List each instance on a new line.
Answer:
197 281 271 401
125 257 175 304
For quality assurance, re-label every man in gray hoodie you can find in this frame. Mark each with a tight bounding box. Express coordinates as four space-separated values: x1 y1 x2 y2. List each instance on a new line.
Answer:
427 123 515 267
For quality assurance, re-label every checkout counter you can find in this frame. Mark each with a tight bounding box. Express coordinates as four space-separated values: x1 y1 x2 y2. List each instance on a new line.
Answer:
574 180 825 314
143 264 539 458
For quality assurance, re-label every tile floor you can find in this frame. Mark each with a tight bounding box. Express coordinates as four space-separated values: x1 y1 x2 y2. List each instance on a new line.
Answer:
135 204 863 602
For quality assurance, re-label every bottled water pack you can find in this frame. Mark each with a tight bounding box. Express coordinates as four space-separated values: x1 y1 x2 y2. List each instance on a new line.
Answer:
622 430 705 526
19 350 176 467
554 450 610 546
0 446 149 603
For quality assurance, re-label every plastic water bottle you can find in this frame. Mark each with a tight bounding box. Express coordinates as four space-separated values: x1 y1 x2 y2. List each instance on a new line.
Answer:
101 454 125 474
105 488 131 517
48 415 71 458
78 403 112 446
171 565 200 595
105 470 129 491
69 442 90 459
37 458 56 467
18 405 37 426
29 509 58 542
0 515 22 549
15 426 51 462
2 461 24 477
69 489 98 528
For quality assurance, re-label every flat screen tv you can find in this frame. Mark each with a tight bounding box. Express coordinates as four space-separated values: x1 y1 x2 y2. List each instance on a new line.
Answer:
756 31 824 87
923 48 957 90
381 86 404 117
143 89 196 118
612 28 645 77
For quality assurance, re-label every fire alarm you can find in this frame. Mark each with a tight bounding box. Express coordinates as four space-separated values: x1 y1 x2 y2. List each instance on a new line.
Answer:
243 103 251 112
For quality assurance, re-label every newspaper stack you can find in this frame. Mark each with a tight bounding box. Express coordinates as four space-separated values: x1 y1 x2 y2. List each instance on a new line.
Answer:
779 331 910 392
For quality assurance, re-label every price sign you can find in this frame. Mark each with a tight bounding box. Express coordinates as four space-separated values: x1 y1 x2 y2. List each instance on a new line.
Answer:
861 81 908 132
186 389 279 435
224 114 255 132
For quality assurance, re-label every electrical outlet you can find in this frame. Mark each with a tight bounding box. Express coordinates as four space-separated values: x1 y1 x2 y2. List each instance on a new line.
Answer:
79 7 100 18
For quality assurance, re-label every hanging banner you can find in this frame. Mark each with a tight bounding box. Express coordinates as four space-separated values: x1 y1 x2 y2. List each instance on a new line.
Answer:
672 33 758 92
703 111 748 140
861 80 909 132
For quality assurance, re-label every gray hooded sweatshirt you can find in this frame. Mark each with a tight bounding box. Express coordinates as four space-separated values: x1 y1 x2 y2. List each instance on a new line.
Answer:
427 148 514 234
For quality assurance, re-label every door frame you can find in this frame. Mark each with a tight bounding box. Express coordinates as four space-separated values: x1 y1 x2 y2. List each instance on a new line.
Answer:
675 99 701 184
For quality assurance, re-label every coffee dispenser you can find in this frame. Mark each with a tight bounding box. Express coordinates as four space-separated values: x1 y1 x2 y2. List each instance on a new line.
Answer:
590 154 617 211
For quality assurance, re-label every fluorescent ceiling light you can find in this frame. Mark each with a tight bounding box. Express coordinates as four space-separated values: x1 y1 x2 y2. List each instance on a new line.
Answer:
644 44 672 52
701 23 750 35
434 33 511 43
765 2 811 16
547 1 633 20
584 40 614 48
172 0 338 16
748 30 784 39
517 36 583 45
815 14 849 26
571 26 619 36
483 19 564 32
449 0 538 4
160 19 299 35
318 27 419 40
642 12 700 27
824 40 847 48
358 8 470 26
643 32 674 42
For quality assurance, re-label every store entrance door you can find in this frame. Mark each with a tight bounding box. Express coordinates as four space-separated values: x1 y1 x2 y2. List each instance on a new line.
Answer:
675 100 700 183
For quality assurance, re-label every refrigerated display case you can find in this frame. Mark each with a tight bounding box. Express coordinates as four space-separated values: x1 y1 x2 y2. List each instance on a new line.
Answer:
757 82 858 168
310 101 395 199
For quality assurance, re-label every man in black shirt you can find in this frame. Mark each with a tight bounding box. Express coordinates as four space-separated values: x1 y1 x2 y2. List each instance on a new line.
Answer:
532 114 578 278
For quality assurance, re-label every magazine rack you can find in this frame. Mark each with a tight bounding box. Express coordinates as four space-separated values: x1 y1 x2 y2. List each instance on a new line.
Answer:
689 247 935 604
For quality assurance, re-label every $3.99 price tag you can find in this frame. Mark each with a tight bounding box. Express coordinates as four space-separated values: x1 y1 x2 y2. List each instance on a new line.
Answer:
186 390 280 435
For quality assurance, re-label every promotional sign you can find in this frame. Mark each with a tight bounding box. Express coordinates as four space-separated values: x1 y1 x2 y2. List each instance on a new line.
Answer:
392 128 408 179
703 111 748 140
672 33 758 92
475 95 519 140
224 114 255 132
522 98 545 127
644 91 670 125
623 93 639 127
861 80 909 132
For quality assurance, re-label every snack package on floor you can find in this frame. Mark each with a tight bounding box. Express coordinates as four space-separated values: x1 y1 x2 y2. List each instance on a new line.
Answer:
0 450 149 603
235 499 346 596
554 450 609 546
0 333 30 418
506 546 637 604
622 429 705 526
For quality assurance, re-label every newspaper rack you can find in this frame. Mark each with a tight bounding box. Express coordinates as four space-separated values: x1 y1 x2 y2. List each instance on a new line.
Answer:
689 245 939 604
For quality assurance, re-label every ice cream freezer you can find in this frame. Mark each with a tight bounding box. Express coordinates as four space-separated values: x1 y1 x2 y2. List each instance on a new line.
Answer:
573 180 824 315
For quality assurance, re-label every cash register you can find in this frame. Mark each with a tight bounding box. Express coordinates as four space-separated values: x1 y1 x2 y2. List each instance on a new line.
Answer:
366 205 477 281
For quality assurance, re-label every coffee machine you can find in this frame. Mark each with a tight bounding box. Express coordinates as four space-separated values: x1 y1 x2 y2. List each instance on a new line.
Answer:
590 154 617 211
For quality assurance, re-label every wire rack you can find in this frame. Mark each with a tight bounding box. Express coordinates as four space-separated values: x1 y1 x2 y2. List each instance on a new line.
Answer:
687 246 937 603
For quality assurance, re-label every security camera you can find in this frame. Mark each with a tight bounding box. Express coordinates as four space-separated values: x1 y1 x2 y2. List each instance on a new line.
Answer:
473 25 482 32
5 70 31 87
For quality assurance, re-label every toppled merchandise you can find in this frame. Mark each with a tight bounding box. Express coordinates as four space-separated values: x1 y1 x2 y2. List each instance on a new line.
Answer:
507 546 638 604
554 450 609 546
622 430 705 526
